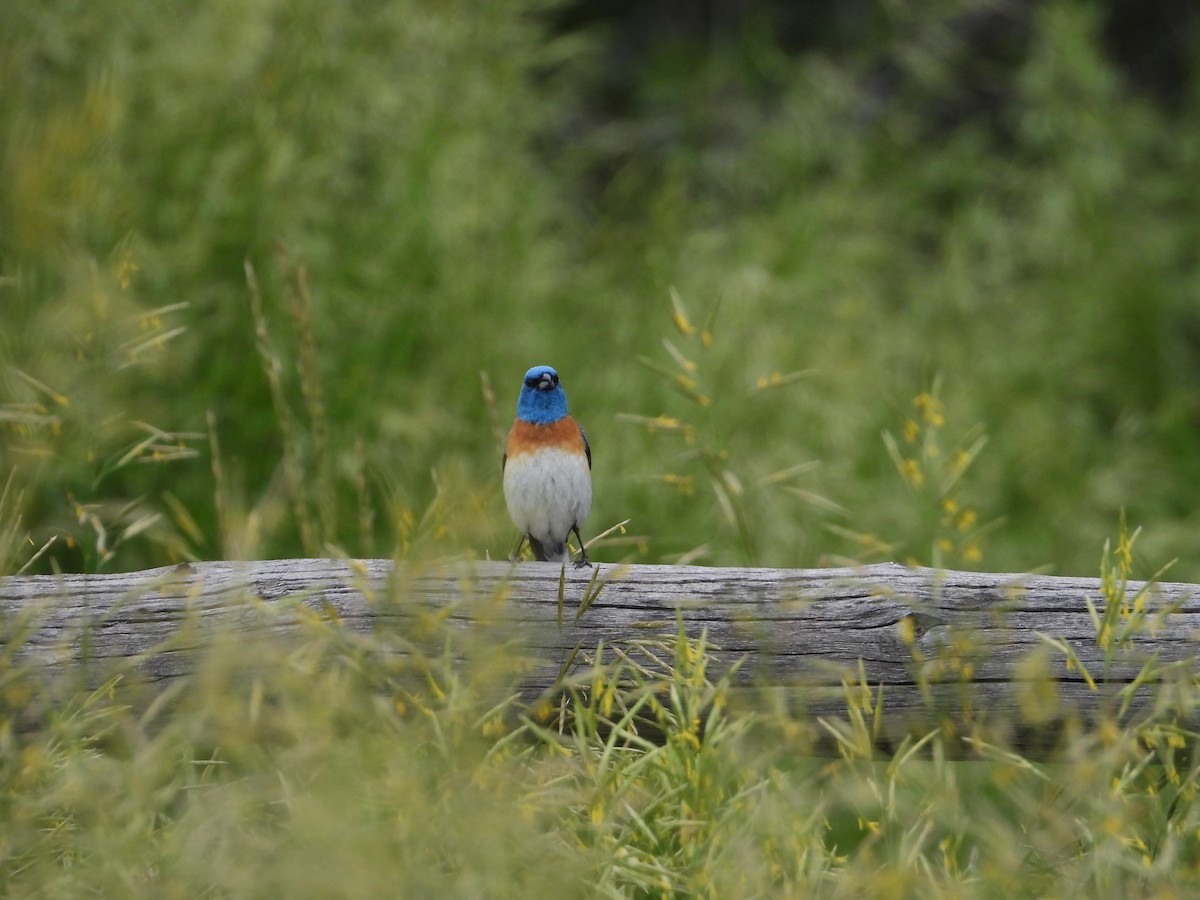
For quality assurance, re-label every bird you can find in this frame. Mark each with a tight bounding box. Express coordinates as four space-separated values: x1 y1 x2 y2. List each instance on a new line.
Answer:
502 364 592 566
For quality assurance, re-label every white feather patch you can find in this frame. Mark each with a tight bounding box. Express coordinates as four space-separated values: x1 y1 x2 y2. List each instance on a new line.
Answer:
503 448 592 557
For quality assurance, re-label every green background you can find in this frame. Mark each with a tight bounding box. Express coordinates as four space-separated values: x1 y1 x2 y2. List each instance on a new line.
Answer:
3 0 1198 577
4 4 1200 895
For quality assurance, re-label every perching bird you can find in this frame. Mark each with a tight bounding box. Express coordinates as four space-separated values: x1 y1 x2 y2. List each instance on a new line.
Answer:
503 364 592 566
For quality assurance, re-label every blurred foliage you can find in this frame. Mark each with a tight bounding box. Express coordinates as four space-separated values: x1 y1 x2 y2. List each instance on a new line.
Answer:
1 0 1198 576
5 3 1200 892
2 521 1200 896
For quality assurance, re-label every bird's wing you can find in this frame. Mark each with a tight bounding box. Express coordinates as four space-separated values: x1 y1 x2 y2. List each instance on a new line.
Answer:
580 425 591 469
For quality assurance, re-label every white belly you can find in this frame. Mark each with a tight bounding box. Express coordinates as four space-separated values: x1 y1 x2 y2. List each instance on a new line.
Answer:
503 448 592 554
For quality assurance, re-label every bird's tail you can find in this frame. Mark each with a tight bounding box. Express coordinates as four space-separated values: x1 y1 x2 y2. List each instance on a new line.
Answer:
529 536 567 562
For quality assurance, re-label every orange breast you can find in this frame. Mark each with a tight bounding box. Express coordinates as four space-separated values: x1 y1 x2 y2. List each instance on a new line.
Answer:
506 416 586 458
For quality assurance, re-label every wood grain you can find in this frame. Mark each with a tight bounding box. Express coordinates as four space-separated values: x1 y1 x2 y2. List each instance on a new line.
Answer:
4 560 1197 749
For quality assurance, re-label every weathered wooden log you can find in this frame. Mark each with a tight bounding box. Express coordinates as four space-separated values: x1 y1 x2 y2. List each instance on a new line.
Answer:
3 560 1198 751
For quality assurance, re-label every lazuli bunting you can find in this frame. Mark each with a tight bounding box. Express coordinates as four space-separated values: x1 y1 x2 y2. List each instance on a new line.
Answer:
503 365 592 566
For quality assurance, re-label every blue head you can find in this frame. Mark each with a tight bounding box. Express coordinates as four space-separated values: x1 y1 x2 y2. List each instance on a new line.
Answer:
516 365 569 424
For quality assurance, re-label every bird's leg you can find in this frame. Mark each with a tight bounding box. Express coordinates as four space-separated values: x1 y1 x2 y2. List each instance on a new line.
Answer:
571 524 591 568
510 533 528 562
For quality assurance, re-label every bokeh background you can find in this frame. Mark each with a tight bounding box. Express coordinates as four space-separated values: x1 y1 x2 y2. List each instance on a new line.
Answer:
3 0 1199 577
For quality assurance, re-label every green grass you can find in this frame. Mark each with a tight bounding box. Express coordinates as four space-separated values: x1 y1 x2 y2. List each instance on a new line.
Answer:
3 0 1200 894
2 0 1198 577
2 526 1199 897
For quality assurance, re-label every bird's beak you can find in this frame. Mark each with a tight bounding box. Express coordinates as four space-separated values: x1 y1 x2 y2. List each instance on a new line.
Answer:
537 374 555 391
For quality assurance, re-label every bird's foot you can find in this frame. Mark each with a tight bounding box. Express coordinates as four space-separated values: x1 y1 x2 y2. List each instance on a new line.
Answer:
509 534 528 562
570 525 591 568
